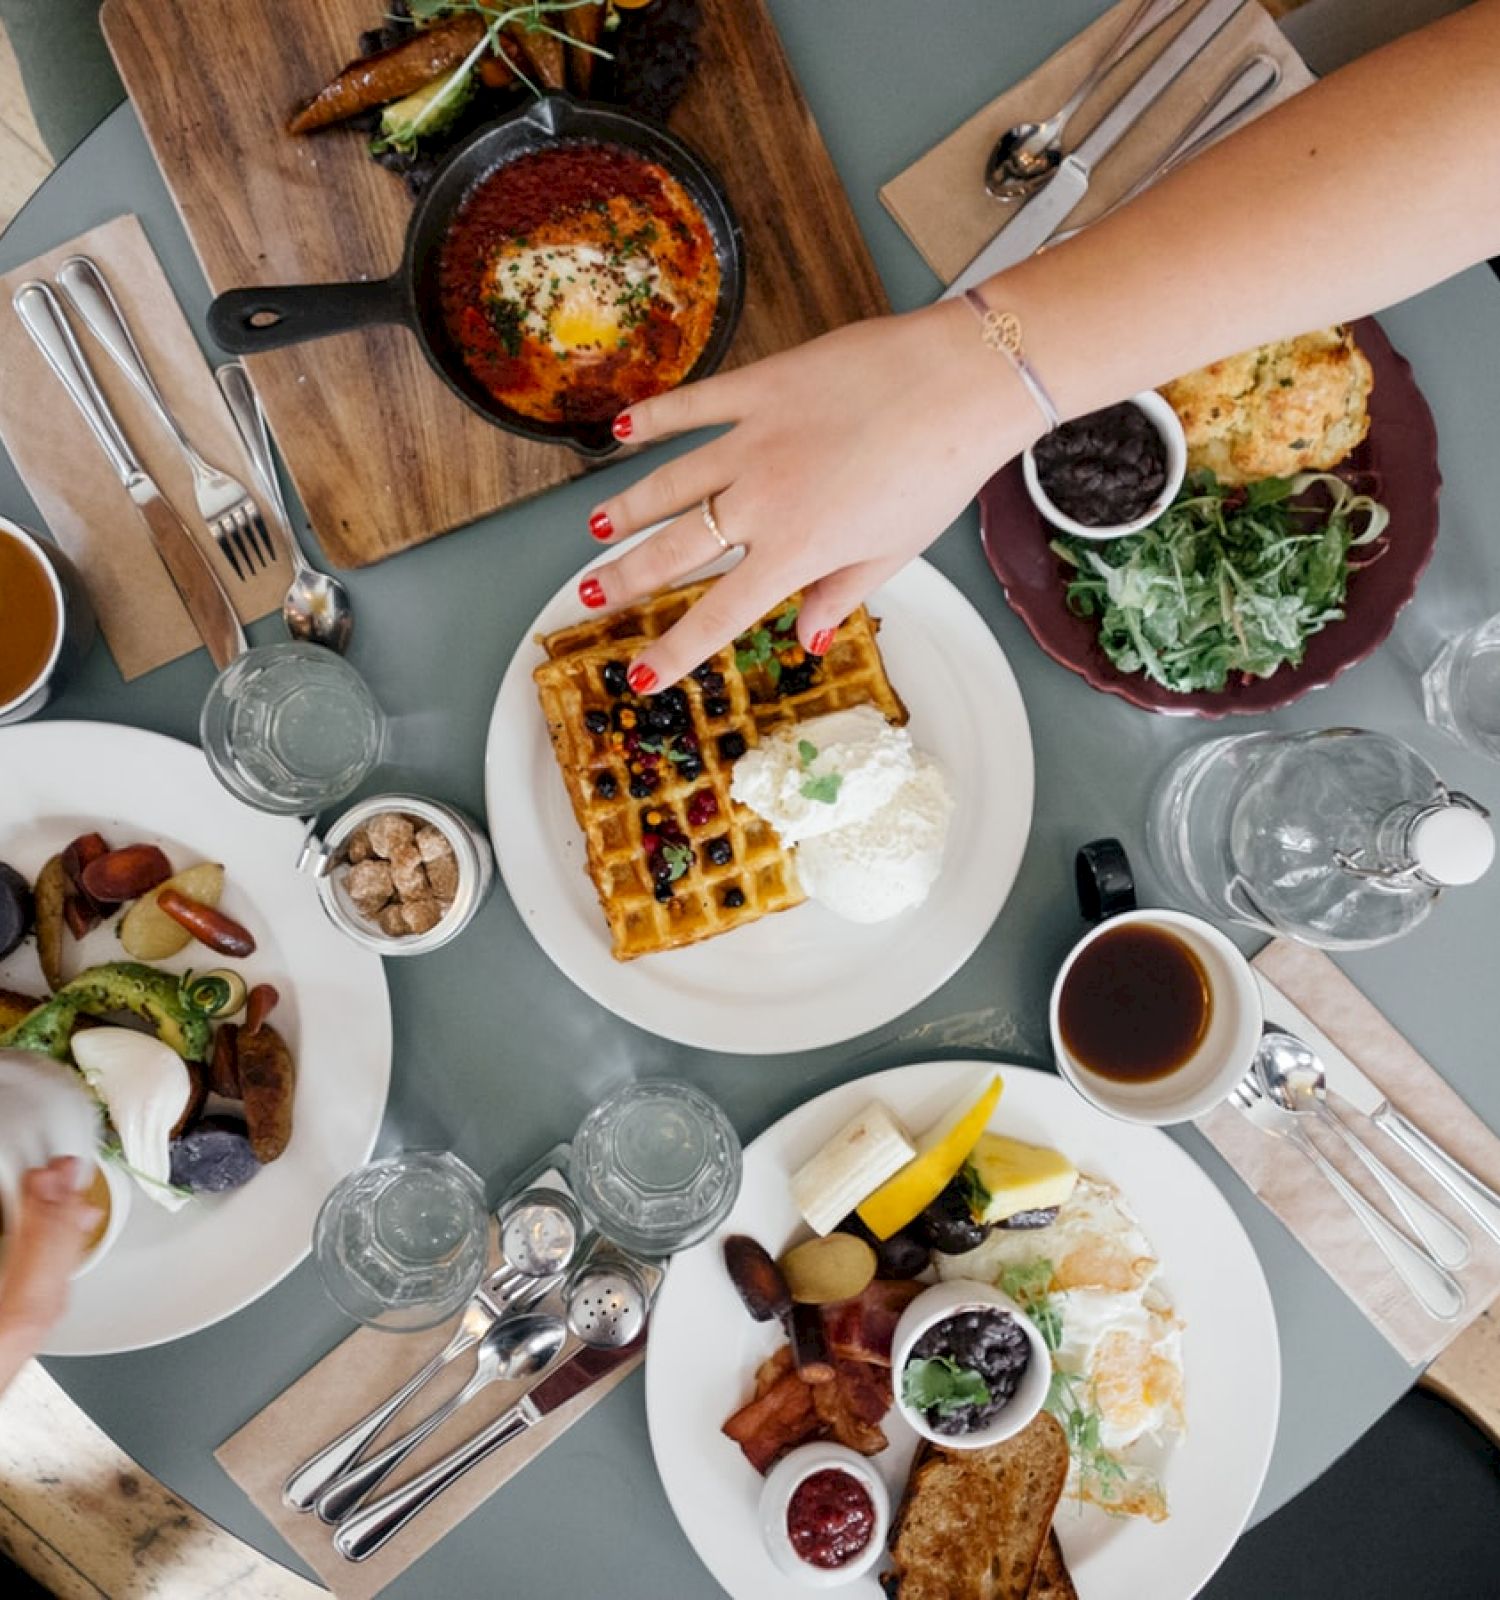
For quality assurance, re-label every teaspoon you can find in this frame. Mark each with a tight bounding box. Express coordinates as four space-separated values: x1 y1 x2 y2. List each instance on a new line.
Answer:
214 360 354 654
986 0 1186 202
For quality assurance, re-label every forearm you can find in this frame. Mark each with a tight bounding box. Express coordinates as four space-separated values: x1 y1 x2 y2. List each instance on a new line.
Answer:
0 1314 40 1395
981 0 1500 420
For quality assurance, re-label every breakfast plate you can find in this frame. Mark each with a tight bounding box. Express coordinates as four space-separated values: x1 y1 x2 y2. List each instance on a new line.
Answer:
980 317 1441 717
645 1059 1280 1599
0 722 391 1355
484 541 1034 1054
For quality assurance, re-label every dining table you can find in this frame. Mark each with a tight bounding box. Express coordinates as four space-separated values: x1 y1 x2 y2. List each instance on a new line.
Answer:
3 0 1500 1593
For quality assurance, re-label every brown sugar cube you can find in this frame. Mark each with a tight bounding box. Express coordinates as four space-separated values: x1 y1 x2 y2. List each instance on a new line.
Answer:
366 811 415 859
426 853 461 901
346 826 373 864
400 897 445 935
389 843 430 900
376 904 408 937
415 825 454 864
346 860 394 916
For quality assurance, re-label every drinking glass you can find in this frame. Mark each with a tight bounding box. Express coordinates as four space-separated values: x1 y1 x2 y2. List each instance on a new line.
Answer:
313 1151 489 1332
1422 613 1500 760
200 640 385 814
570 1079 742 1258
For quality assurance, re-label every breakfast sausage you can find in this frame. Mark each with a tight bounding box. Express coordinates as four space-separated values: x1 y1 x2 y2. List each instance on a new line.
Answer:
287 15 488 134
237 1024 295 1163
156 889 257 958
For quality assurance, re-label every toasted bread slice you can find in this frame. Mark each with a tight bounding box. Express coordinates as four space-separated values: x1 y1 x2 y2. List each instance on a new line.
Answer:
1028 1532 1077 1600
882 1413 1070 1600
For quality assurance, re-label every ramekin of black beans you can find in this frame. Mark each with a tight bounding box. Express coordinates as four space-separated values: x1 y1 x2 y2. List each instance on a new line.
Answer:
1023 391 1186 539
892 1281 1051 1449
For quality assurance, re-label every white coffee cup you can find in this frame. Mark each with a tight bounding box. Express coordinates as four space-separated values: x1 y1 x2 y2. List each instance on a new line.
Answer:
1049 907 1261 1125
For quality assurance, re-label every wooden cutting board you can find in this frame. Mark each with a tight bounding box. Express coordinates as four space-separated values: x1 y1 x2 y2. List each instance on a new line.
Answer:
100 0 888 569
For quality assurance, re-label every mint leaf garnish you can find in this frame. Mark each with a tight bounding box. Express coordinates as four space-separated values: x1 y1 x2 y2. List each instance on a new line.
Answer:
797 739 818 768
800 773 843 805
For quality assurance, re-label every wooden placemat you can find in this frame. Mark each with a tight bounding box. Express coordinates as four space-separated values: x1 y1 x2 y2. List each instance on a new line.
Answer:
0 214 289 680
101 0 888 570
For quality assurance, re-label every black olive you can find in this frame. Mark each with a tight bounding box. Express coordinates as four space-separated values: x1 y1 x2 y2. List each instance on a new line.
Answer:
914 1175 992 1255
998 1206 1059 1230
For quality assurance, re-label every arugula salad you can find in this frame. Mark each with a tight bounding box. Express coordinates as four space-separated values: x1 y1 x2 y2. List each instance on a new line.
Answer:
1053 471 1390 694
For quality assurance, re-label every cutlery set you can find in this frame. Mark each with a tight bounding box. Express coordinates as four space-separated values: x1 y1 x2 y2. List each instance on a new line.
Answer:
10 258 352 665
1228 989 1500 1324
948 0 1278 297
286 1173 657 1564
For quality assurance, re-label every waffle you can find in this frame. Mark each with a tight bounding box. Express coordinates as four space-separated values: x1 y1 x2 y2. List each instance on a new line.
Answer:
535 582 907 960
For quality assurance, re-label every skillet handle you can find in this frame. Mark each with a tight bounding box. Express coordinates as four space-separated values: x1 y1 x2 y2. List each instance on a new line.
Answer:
207 275 408 354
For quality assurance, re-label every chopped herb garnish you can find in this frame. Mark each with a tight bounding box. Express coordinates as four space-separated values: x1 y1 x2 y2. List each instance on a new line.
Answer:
661 841 693 881
800 772 843 806
797 739 818 767
901 1356 991 1418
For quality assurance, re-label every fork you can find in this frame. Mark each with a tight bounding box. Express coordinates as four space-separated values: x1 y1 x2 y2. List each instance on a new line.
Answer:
54 255 277 581
1229 1070 1465 1321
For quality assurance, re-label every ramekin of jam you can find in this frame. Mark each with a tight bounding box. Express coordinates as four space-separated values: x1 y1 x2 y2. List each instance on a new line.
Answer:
1023 391 1187 540
891 1279 1051 1450
759 1441 889 1588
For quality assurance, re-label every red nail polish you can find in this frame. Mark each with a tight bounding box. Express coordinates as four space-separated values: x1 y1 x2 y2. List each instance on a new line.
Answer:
627 662 657 694
612 412 634 441
579 577 605 610
810 628 834 657
589 511 614 541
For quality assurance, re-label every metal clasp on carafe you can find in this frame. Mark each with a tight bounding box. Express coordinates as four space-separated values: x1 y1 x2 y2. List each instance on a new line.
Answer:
1332 785 1490 884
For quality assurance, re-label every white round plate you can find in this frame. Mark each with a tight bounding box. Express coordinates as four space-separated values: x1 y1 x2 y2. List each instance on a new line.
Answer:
485 543 1033 1053
0 723 391 1355
646 1060 1280 1600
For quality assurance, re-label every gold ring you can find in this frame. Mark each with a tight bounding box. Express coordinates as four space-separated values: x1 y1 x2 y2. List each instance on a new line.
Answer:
700 496 732 554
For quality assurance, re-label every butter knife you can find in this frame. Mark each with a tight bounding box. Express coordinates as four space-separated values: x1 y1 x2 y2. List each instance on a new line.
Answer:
12 281 246 670
334 1338 642 1562
944 0 1248 297
1257 975 1500 1246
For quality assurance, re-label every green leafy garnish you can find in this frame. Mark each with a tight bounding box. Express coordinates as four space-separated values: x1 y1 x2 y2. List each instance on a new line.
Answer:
734 625 780 684
482 294 525 357
797 739 818 767
1000 1256 1155 1508
960 1161 991 1220
902 1356 991 1418
1053 470 1389 694
661 842 693 882
800 772 843 806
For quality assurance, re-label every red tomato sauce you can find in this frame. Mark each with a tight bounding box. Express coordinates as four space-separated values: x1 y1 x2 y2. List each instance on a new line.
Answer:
437 142 720 425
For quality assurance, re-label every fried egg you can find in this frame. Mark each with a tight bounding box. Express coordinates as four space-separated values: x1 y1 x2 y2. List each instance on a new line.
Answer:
486 244 669 358
936 1174 1184 1520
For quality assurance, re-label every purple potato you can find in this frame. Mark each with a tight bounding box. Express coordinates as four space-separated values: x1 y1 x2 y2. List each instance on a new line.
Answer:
169 1116 261 1194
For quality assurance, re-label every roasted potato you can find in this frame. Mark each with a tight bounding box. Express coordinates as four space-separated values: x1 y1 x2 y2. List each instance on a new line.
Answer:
237 1022 295 1163
208 1022 241 1100
33 854 67 992
172 1062 208 1140
0 986 44 1033
780 1233 878 1306
119 862 224 961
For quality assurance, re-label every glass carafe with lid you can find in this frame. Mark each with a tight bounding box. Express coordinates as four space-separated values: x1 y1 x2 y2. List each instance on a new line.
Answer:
1147 727 1493 949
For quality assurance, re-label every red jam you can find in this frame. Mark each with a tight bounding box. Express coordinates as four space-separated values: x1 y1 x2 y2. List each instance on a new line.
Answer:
786 1468 875 1570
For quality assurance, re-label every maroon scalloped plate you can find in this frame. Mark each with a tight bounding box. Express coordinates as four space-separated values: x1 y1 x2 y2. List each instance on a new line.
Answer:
978 317 1441 717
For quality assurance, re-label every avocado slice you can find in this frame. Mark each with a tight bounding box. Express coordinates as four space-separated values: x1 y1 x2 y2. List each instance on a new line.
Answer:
0 962 212 1062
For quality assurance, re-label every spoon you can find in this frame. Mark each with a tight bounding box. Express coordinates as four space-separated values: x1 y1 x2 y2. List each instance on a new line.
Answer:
986 0 1186 202
213 360 354 654
1256 1030 1471 1270
314 1312 567 1524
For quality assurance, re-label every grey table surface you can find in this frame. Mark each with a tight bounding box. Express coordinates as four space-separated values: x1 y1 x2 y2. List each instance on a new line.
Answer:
3 2 1500 1594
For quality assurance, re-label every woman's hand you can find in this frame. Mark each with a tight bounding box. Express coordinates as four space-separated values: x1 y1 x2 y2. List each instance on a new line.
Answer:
581 298 1041 692
0 1158 100 1380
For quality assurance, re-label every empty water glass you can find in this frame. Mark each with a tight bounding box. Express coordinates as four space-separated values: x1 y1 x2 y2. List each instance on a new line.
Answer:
1423 612 1500 760
313 1151 489 1332
200 640 385 814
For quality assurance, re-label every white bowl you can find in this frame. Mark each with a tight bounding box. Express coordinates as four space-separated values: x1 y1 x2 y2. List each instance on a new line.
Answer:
759 1441 889 1587
1022 390 1187 540
890 1280 1051 1451
1049 907 1263 1126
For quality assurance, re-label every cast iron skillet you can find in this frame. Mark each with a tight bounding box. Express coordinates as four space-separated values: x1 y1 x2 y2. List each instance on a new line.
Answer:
207 94 745 458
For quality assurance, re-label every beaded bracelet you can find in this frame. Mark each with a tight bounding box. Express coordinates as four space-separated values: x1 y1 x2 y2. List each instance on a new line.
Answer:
963 288 1060 433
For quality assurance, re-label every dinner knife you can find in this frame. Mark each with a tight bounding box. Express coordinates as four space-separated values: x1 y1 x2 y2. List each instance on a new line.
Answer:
12 281 246 670
333 1338 643 1562
1257 975 1500 1246
943 0 1248 297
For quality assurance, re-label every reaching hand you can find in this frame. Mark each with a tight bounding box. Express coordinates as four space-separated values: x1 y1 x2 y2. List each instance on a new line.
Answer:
579 300 1040 693
0 1158 100 1370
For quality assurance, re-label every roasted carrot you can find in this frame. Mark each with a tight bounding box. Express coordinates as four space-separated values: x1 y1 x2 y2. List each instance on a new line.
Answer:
506 18 567 91
287 15 488 135
561 2 606 94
